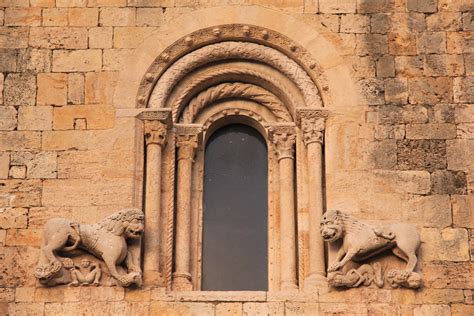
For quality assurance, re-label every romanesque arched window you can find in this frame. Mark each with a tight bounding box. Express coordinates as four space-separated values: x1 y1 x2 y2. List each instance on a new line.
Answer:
136 25 329 291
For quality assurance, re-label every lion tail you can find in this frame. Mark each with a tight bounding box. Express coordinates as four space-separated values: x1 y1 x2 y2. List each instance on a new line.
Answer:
62 223 81 252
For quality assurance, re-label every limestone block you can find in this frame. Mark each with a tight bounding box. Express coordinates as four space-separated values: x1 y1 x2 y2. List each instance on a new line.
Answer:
15 287 35 302
421 228 470 261
124 288 150 301
57 150 100 179
17 106 53 131
430 103 455 123
395 56 424 77
0 180 41 207
88 0 127 6
68 8 98 26
113 27 155 48
376 55 394 78
29 27 88 49
6 228 41 246
216 303 242 316
355 34 388 56
9 165 26 179
0 131 41 151
174 291 266 302
320 303 367 315
374 124 405 139
319 0 355 13
1 229 7 245
358 79 384 105
42 8 68 26
405 195 452 228
89 27 113 49
53 105 115 130
243 302 284 315
303 0 318 13
452 304 474 316
28 206 109 228
358 0 403 13
431 170 467 195
406 123 456 140
150 302 215 316
0 106 17 130
363 139 397 169
0 207 27 228
420 289 465 304
4 8 41 26
457 123 474 138
388 32 416 55
0 288 14 302
424 262 474 288
344 56 375 78
408 77 453 104
340 14 369 33
100 7 136 26
466 53 474 75
17 48 52 72
0 152 8 179
417 32 447 54
452 195 474 228
42 131 91 150
52 49 102 72
389 13 426 33
384 78 407 104
424 54 464 76
439 0 474 11
447 140 474 172
85 72 117 104
0 9 3 25
56 0 87 6
463 11 474 31
447 32 474 53
11 151 57 179
285 303 319 315
327 33 355 55
103 49 132 71
67 73 84 105
371 13 389 34
4 73 36 106
0 27 28 48
308 14 340 33
453 77 474 103
0 73 2 104
37 73 67 106
373 170 431 194
413 305 450 316
427 12 462 31
30 0 55 6
0 48 18 72
407 0 437 12
397 140 446 171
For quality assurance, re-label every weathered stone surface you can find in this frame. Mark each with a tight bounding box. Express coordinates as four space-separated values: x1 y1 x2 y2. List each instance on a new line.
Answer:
53 105 115 130
0 106 17 130
89 27 113 49
113 27 154 48
406 124 456 139
424 54 464 76
4 73 36 106
427 12 463 31
85 72 117 104
452 195 474 228
424 261 474 288
447 32 474 53
384 78 407 104
356 34 388 56
0 73 2 105
0 27 28 48
395 55 424 77
17 106 53 131
456 123 474 138
0 207 27 229
407 0 437 13
453 77 474 103
102 49 132 71
340 14 369 33
29 27 88 49
454 104 474 123
42 8 68 26
421 228 470 262
136 8 163 26
37 73 67 106
463 11 474 31
4 8 41 26
243 302 284 315
67 73 84 105
397 140 446 171
216 303 242 316
376 55 394 78
0 131 41 151
388 32 416 55
430 104 455 123
52 49 102 72
466 53 474 75
373 170 431 194
374 124 405 139
150 302 215 316
42 131 91 150
0 48 18 72
406 195 452 228
417 32 447 54
447 139 474 172
413 305 450 316
100 7 136 26
11 151 57 179
452 304 474 316
408 77 452 104
17 48 52 72
358 79 384 105
0 152 8 179
68 8 98 27
9 165 26 179
0 180 41 207
6 228 42 246
431 170 467 195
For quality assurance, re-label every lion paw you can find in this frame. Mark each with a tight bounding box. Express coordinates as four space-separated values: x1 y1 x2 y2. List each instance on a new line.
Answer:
328 262 342 272
399 270 411 281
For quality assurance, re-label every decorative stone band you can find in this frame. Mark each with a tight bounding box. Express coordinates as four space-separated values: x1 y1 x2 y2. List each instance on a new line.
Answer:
295 108 330 146
175 124 203 161
268 124 297 161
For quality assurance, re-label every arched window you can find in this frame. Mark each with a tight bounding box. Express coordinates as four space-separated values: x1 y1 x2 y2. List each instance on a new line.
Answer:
202 124 268 291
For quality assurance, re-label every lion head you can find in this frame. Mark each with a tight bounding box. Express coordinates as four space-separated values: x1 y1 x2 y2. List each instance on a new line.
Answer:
99 208 145 239
320 210 344 242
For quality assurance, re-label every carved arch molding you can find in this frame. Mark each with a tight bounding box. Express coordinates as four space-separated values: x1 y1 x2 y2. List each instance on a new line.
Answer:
136 24 329 292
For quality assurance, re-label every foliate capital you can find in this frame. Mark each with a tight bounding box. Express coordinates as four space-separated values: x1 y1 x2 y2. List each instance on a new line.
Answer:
269 124 296 161
175 124 202 161
296 108 329 146
144 120 167 146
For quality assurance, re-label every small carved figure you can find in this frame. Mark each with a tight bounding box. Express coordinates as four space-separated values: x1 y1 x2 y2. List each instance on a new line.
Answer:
70 259 102 287
386 269 422 289
35 208 144 287
320 210 421 288
327 263 384 288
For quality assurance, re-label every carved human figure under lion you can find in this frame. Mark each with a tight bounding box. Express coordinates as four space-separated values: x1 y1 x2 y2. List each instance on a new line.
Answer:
320 210 422 289
35 208 144 288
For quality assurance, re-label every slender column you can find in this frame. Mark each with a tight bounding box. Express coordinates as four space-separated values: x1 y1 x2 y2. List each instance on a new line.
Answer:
137 110 171 287
173 124 202 291
270 125 298 291
297 109 329 290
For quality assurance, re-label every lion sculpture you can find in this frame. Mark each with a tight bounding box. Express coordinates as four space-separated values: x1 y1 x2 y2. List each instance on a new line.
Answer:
35 208 144 287
320 210 421 288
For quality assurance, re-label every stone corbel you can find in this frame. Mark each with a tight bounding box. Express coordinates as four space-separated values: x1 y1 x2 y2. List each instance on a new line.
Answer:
173 124 203 291
136 109 172 286
295 108 329 290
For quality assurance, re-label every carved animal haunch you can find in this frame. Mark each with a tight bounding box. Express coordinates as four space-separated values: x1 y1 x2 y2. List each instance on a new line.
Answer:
35 209 144 288
320 210 422 289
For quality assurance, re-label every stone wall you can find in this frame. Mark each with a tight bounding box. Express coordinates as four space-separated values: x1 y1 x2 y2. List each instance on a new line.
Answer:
0 0 473 315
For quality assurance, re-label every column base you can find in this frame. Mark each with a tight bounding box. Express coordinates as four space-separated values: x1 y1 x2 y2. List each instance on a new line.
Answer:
143 270 163 287
304 273 328 293
172 273 193 291
280 280 298 292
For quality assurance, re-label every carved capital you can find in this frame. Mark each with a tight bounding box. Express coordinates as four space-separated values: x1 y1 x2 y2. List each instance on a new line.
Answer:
296 108 329 146
144 121 167 146
269 125 296 161
175 124 202 161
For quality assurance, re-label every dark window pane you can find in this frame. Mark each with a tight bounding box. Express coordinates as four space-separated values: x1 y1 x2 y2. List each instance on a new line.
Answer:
202 124 268 291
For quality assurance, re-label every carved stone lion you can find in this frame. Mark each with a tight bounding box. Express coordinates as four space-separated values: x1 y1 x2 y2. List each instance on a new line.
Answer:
320 210 421 283
35 208 144 287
